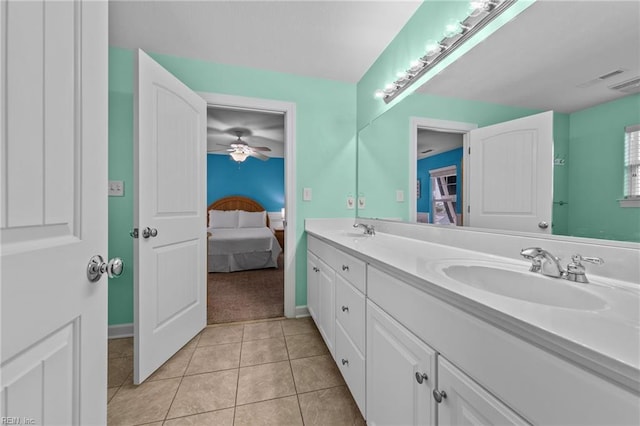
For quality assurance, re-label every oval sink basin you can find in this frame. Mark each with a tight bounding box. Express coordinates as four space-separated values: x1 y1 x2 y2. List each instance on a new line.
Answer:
436 260 607 310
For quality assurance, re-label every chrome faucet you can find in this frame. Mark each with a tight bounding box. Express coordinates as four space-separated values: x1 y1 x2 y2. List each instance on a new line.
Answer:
520 248 604 283
520 247 565 278
353 223 375 235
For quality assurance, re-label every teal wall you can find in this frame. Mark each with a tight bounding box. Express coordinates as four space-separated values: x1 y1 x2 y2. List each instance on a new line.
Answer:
108 47 356 325
567 94 640 242
417 148 463 215
207 154 284 211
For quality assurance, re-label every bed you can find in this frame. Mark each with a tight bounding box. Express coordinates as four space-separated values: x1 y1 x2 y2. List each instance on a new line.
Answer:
207 196 282 273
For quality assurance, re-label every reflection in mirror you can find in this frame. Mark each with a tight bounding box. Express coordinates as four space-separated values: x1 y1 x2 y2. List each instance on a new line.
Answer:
357 0 640 242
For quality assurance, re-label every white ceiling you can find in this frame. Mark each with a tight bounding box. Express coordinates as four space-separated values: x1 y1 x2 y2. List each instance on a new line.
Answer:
207 106 285 157
109 0 422 83
417 1 640 113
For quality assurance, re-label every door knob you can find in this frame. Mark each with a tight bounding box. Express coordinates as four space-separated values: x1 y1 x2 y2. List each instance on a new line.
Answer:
142 227 158 238
433 389 447 403
87 255 124 282
538 221 549 229
415 372 428 384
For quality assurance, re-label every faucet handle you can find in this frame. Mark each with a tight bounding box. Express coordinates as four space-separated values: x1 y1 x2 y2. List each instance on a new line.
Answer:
520 247 543 272
571 254 604 265
566 254 604 283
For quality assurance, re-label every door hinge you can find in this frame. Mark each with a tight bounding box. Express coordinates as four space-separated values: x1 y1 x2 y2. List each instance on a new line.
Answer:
467 206 470 213
130 228 139 238
468 147 471 155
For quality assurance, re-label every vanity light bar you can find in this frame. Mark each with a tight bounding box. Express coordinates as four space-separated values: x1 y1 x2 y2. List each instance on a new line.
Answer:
376 0 516 104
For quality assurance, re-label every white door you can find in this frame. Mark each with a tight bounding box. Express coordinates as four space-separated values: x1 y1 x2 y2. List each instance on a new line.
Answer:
317 258 336 357
366 301 436 426
134 49 207 383
437 357 530 425
468 111 553 233
1 1 108 424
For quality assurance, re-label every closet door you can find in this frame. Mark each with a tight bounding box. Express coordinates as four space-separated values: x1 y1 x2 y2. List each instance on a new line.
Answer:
1 1 108 424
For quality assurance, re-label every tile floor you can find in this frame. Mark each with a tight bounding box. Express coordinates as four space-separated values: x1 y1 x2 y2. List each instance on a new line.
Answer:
107 317 365 425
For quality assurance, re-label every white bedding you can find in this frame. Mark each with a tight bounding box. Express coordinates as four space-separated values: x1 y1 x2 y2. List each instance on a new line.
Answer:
207 226 282 272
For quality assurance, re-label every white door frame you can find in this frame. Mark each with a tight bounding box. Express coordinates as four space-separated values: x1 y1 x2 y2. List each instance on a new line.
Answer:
198 92 296 318
409 117 477 223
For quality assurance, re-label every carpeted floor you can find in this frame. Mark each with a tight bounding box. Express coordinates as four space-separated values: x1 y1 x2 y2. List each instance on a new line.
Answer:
207 254 284 324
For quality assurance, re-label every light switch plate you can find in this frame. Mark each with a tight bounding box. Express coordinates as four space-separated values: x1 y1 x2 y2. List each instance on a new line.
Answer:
109 180 124 197
396 190 405 202
358 197 366 209
303 187 312 201
346 196 355 209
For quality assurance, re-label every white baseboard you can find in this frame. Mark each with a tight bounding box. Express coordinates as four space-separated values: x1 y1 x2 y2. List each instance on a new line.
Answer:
295 305 309 318
108 323 133 339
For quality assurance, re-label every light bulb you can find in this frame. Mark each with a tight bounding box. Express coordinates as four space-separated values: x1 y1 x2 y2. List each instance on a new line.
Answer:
374 89 385 99
443 19 464 38
425 40 444 56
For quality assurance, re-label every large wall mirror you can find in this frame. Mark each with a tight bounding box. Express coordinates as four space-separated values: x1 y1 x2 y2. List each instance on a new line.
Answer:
357 0 640 242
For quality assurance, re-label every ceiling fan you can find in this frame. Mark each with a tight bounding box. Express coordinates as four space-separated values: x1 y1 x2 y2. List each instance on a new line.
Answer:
214 131 271 162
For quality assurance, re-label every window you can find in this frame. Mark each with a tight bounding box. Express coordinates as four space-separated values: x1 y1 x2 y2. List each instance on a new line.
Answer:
622 125 640 207
429 166 457 225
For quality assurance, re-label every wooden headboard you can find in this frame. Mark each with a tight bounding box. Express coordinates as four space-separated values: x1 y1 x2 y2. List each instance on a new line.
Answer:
207 196 270 228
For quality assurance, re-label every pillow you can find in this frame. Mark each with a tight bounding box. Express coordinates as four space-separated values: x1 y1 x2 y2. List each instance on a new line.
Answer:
238 210 266 228
209 210 238 229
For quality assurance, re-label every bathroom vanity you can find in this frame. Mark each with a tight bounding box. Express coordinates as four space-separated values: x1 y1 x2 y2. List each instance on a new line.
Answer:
305 218 640 425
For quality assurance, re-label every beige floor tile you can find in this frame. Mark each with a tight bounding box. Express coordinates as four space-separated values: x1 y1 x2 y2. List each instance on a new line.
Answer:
240 337 288 367
185 343 241 375
234 396 303 426
148 344 196 381
108 337 133 359
162 408 234 426
236 361 296 405
198 324 244 346
108 356 133 388
167 369 238 419
290 355 344 393
281 317 317 336
107 387 119 404
285 332 328 359
107 378 181 426
298 386 365 426
242 321 283 341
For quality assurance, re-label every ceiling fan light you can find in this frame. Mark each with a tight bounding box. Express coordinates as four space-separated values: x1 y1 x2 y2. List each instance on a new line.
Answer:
230 151 249 162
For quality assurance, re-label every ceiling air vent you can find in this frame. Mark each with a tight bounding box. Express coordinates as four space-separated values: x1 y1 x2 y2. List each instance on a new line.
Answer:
577 69 626 88
609 77 640 94
598 69 625 80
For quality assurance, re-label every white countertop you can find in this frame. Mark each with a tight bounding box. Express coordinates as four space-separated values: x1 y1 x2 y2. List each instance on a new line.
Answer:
305 221 640 393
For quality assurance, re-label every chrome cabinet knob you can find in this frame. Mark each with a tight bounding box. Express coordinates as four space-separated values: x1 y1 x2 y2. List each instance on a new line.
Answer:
142 227 158 238
415 372 428 384
87 255 124 282
341 306 349 312
313 267 319 272
342 265 349 271
433 389 447 403
341 358 349 366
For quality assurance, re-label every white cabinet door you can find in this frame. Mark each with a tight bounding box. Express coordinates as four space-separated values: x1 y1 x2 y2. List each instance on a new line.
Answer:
317 257 336 357
468 111 553 233
307 251 320 321
1 1 108 424
134 49 207 384
436 357 530 426
367 301 436 426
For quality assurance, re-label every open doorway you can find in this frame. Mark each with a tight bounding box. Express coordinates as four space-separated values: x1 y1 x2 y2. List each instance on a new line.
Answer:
200 93 297 323
409 117 477 224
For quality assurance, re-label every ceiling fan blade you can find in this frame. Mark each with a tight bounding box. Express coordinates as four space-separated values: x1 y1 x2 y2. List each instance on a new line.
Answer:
249 146 271 152
250 151 269 161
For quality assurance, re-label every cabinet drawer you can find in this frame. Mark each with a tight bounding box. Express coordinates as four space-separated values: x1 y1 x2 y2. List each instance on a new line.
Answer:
308 235 366 293
335 275 365 354
335 250 366 293
335 322 365 417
